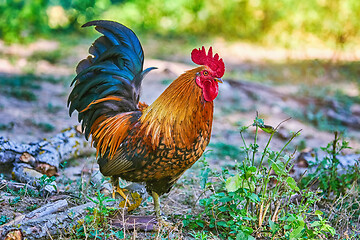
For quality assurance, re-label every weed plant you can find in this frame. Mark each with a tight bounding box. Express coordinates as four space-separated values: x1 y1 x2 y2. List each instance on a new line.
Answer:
300 132 354 197
184 116 335 239
299 132 360 238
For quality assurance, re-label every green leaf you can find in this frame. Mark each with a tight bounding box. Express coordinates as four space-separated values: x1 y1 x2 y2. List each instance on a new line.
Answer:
272 160 286 176
200 167 211 189
310 221 321 227
245 166 257 179
286 177 300 191
237 231 256 240
289 216 305 240
284 224 291 230
227 220 234 226
182 219 189 227
219 197 233 203
242 226 254 234
269 219 278 233
260 124 276 134
239 126 249 132
218 206 228 212
249 166 257 172
289 224 304 240
241 179 255 190
324 224 336 236
216 221 228 227
315 210 323 215
247 235 256 240
226 174 241 192
196 221 204 228
236 231 247 240
247 193 260 203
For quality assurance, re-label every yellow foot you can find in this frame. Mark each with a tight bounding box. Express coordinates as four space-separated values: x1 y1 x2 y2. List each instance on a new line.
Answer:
112 186 128 201
111 177 142 212
119 191 143 212
113 186 132 205
112 187 142 212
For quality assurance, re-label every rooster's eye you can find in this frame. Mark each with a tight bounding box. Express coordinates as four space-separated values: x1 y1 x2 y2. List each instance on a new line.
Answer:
203 70 208 76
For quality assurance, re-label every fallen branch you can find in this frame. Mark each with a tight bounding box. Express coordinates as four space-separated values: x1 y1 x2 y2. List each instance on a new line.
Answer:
0 126 93 170
0 126 94 194
0 200 94 239
2 199 69 228
0 195 154 239
0 173 149 239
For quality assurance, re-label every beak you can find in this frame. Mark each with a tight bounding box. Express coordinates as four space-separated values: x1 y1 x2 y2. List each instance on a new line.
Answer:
214 78 223 83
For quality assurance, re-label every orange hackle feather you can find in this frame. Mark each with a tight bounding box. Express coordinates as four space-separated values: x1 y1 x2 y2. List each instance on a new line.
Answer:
138 66 213 150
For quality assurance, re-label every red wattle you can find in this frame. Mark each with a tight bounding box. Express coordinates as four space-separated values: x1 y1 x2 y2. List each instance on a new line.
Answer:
202 80 218 102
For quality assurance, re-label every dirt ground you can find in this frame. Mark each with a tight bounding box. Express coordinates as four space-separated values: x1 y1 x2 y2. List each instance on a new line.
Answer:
0 39 359 238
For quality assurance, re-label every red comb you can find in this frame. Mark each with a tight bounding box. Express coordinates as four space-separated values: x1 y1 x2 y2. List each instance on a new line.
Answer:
191 46 225 78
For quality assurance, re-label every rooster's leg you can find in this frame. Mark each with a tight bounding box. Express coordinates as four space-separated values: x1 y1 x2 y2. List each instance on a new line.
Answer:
152 191 174 228
152 191 161 219
111 176 132 207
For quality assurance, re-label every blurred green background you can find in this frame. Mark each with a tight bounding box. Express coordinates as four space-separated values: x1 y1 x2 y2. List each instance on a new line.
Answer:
1 0 360 49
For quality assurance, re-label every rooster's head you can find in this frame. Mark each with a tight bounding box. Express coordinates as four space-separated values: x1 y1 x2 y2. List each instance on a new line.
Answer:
191 46 225 102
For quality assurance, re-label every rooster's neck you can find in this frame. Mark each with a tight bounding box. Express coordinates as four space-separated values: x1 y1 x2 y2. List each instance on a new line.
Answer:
139 66 214 149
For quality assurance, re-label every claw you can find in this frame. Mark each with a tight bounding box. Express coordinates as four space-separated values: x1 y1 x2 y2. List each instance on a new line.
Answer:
119 191 143 211
111 176 142 211
113 186 132 206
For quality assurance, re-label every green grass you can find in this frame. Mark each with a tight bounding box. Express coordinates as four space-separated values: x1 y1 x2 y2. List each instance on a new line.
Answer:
223 59 360 133
0 72 68 102
30 49 64 64
184 117 359 239
0 74 39 101
0 123 14 131
299 132 355 197
208 142 245 161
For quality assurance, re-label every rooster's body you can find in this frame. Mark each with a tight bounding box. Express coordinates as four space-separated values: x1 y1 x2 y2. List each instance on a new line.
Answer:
68 20 225 220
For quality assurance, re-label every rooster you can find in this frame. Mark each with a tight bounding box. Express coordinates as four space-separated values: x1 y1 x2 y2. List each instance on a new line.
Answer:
68 20 225 222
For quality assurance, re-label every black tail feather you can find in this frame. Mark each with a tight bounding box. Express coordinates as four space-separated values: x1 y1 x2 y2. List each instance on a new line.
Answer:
68 20 156 138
